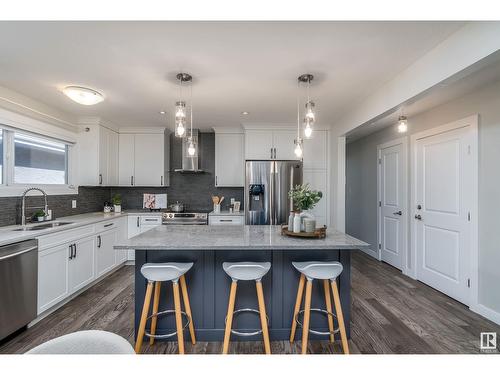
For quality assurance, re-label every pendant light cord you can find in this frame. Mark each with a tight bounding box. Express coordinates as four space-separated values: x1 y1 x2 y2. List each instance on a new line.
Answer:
297 80 300 139
190 81 193 140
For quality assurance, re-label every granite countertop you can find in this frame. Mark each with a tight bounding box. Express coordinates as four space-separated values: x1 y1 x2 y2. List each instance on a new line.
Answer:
114 225 369 251
0 210 161 247
209 210 244 216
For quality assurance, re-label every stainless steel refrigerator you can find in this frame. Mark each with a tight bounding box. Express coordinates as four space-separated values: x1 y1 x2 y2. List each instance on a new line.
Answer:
245 160 303 225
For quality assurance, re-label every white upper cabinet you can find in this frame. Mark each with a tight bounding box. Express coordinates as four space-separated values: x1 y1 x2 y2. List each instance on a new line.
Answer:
244 128 299 160
215 132 244 187
118 134 135 186
78 124 119 186
272 130 297 160
245 130 274 160
134 134 165 186
118 131 168 187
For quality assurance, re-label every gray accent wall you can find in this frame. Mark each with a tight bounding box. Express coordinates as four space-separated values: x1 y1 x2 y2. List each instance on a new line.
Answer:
346 78 500 316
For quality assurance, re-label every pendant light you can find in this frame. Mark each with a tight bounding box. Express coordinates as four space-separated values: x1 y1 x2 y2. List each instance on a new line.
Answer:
397 115 408 133
294 80 303 158
174 73 192 137
298 74 315 139
187 76 197 157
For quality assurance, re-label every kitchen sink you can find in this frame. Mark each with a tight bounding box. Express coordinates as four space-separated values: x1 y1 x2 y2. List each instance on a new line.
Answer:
13 221 74 231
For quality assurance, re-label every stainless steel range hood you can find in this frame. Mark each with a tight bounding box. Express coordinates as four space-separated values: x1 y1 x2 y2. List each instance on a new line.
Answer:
174 129 204 173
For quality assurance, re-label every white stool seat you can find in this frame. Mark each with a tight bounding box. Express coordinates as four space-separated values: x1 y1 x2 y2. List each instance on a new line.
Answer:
223 261 271 281
141 262 193 282
292 261 343 280
25 330 135 354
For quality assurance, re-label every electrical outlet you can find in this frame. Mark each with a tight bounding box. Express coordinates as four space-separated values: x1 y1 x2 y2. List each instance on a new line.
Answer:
72 200 77 209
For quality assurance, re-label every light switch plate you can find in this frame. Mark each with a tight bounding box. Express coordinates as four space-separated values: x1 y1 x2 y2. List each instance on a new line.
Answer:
72 200 77 208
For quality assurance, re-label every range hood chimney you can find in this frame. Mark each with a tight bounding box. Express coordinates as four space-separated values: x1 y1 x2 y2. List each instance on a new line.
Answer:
174 129 204 173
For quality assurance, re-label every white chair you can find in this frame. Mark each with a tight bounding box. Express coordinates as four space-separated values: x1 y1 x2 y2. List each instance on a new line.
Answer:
25 330 134 354
289 261 349 354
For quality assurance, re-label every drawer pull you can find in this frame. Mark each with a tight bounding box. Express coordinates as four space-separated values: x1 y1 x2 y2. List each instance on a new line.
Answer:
219 219 233 222
144 218 158 222
104 223 114 227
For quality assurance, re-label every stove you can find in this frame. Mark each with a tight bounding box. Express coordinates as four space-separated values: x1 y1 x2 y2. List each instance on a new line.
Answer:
162 212 208 225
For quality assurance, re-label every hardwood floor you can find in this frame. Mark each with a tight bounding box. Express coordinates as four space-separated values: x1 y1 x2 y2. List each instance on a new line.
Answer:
1 251 498 354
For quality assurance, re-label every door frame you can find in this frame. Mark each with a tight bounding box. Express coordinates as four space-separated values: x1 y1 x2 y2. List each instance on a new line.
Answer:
377 136 409 274
410 114 478 307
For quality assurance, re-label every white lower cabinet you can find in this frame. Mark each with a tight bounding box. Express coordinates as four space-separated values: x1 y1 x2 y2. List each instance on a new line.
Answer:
209 215 244 225
38 244 70 314
37 217 126 315
126 214 162 261
96 229 118 277
68 236 96 294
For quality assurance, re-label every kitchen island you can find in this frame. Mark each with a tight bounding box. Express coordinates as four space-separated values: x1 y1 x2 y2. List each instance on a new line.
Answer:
114 225 368 342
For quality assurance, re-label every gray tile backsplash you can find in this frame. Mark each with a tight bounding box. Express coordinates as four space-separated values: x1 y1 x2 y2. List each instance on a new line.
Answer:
0 132 244 227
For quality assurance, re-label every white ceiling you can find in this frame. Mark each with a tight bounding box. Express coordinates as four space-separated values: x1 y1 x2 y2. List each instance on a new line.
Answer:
0 21 464 130
346 50 500 142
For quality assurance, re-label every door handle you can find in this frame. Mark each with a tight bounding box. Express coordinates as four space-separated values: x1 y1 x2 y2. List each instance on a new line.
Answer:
414 214 422 220
99 174 103 185
131 176 134 186
97 235 102 248
73 244 77 258
273 148 276 159
69 245 73 260
161 175 164 185
137 217 140 227
393 211 402 216
270 148 273 159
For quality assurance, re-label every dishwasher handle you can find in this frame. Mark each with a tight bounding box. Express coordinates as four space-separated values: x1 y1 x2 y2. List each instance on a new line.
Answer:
0 246 37 261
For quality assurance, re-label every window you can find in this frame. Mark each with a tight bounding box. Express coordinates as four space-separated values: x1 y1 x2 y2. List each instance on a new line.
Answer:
13 133 68 185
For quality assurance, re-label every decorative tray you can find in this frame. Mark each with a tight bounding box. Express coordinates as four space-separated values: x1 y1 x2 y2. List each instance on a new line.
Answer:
280 225 327 239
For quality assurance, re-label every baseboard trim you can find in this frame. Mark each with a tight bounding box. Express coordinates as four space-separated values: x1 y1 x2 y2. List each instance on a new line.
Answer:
470 303 500 325
360 246 378 259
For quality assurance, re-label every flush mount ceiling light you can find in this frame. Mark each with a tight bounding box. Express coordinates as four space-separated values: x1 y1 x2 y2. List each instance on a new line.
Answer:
174 73 192 138
298 74 316 139
159 110 166 115
241 111 249 115
62 86 104 105
397 115 408 133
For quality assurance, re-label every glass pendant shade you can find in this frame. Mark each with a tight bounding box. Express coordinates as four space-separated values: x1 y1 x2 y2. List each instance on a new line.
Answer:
305 101 315 122
397 116 408 133
187 138 196 157
175 119 186 137
175 101 186 119
294 138 303 158
304 122 313 138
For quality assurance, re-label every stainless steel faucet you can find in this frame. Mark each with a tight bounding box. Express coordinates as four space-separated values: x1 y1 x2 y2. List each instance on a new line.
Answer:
21 187 48 226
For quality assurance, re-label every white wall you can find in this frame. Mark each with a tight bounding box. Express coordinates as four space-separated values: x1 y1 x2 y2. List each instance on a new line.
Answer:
346 79 500 321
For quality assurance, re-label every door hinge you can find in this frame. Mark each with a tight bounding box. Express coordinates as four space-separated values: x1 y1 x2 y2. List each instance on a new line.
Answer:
468 212 471 221
378 243 381 249
467 278 471 288
379 201 381 207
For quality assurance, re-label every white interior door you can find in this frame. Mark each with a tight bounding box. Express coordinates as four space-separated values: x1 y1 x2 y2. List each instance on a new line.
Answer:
414 125 472 305
378 139 407 270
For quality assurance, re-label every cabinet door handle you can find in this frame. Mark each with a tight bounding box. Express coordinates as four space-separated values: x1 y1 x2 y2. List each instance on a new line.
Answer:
131 176 134 186
219 219 233 222
161 175 164 185
270 148 273 159
104 223 113 227
73 244 77 258
99 174 103 185
215 175 218 186
273 148 276 159
97 235 102 248
69 245 73 260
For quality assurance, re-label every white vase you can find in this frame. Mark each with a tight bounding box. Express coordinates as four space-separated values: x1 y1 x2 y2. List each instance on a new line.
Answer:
299 211 315 231
114 205 122 213
293 213 301 233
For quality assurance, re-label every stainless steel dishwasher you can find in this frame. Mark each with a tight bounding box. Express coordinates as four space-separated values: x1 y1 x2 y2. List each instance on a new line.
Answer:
0 239 38 341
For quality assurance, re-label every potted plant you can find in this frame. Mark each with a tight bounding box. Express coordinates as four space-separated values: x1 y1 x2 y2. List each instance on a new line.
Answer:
288 184 323 232
112 194 122 213
33 209 46 222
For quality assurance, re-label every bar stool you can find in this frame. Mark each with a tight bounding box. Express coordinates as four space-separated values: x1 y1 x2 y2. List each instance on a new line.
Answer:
222 261 271 354
289 261 349 354
135 262 196 354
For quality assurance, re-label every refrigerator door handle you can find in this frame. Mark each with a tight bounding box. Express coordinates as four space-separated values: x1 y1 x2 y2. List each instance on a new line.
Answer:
269 161 275 225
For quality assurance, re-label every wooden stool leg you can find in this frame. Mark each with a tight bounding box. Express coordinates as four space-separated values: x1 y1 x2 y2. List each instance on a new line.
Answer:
180 275 196 344
301 280 313 355
149 281 162 345
256 281 271 354
323 279 335 343
173 281 185 354
135 281 154 353
222 281 238 354
331 279 350 354
290 274 305 343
